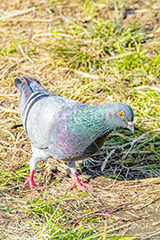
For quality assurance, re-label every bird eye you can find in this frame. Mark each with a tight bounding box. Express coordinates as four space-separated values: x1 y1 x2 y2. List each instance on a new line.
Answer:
118 112 124 118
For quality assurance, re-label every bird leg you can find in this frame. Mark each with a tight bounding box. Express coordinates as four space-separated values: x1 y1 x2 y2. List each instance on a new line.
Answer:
70 172 92 192
24 148 48 190
67 161 92 192
23 170 38 189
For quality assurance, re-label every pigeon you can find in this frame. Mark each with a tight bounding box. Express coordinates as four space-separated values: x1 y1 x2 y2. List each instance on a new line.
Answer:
14 75 134 192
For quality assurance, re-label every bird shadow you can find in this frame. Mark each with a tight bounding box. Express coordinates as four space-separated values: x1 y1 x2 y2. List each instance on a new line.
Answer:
79 151 160 182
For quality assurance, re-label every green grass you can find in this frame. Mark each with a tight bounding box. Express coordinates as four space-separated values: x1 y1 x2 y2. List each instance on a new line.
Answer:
0 0 160 239
0 190 139 239
0 40 27 56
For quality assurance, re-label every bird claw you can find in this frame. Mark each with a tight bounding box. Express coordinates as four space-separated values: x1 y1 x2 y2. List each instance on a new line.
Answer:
23 170 92 193
70 172 92 192
23 170 39 190
23 178 38 189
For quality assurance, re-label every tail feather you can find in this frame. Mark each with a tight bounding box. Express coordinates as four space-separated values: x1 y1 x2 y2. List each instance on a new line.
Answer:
14 77 33 104
14 75 49 111
14 75 45 92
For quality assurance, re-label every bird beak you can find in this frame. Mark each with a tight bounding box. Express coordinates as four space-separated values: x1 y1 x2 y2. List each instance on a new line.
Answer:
127 121 135 133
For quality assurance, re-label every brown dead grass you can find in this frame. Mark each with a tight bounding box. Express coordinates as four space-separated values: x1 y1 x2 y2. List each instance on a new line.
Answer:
0 0 160 239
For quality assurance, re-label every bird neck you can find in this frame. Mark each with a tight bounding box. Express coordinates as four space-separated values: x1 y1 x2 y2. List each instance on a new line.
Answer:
75 104 112 138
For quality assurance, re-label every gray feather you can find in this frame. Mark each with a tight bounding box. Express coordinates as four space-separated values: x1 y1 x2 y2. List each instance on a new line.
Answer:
15 75 134 180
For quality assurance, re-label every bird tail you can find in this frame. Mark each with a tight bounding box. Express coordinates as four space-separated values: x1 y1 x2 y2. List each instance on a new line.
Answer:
14 75 46 92
14 75 48 103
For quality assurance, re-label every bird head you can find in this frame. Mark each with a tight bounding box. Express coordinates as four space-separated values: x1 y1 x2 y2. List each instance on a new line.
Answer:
106 102 134 133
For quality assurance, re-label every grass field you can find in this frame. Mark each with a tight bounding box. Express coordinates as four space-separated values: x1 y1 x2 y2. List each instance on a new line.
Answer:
0 0 160 239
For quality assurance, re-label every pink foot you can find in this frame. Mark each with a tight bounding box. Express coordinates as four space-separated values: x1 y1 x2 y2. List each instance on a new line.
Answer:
70 172 92 192
23 170 38 189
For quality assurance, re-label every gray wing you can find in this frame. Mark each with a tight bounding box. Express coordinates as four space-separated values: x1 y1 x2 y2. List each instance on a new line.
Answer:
15 75 74 149
26 95 73 149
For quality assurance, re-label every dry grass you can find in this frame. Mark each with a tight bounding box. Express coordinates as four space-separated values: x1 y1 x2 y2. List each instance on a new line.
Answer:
0 0 160 239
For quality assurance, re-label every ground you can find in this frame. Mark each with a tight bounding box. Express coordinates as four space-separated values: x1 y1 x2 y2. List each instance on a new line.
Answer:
0 0 160 239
